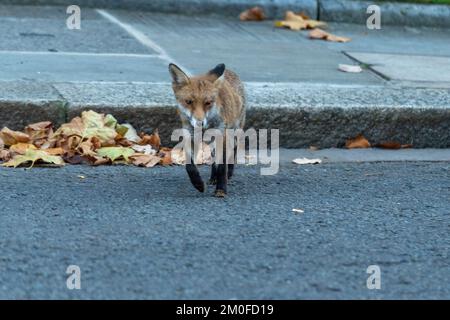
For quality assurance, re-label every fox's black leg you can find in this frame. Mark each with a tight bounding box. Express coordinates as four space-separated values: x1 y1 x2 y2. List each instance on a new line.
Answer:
186 139 205 192
215 143 228 197
215 163 227 197
227 145 237 180
186 162 205 192
209 163 217 185
227 164 234 180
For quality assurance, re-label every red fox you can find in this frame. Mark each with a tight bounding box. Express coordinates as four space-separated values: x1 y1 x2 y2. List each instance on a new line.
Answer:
169 63 246 197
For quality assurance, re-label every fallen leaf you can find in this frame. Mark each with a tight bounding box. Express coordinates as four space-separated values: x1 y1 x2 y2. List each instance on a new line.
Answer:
158 147 174 165
24 121 53 147
0 149 11 161
239 6 266 21
309 28 350 42
345 134 371 149
52 111 117 146
338 64 362 73
374 142 413 149
97 146 135 162
44 147 65 155
292 157 322 165
275 11 326 31
130 154 161 167
374 141 401 149
0 127 30 146
2 149 64 168
139 129 161 150
9 143 37 155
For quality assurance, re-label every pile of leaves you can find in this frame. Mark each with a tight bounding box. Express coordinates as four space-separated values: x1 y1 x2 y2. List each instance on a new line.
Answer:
0 110 210 168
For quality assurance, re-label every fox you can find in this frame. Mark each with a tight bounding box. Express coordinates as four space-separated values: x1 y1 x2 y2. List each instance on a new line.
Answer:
169 63 246 197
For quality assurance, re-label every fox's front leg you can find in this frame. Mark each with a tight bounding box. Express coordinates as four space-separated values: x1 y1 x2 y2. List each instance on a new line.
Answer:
215 140 228 198
186 139 205 193
209 163 217 185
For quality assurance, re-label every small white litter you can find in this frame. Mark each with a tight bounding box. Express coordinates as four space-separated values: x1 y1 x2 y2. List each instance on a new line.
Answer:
292 208 305 213
292 157 322 165
338 64 362 73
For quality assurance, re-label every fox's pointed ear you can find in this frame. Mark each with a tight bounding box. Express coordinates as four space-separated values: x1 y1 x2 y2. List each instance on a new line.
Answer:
169 63 189 85
208 63 225 82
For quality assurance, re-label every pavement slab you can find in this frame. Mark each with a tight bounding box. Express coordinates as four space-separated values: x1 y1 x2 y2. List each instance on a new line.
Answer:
111 10 382 84
0 5 150 54
346 52 450 85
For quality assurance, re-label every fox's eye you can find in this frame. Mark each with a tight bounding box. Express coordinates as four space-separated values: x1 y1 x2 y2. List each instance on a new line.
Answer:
205 101 213 107
185 99 193 105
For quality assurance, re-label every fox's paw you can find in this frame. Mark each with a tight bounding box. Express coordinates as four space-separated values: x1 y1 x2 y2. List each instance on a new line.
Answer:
193 181 206 193
214 189 226 198
208 178 217 185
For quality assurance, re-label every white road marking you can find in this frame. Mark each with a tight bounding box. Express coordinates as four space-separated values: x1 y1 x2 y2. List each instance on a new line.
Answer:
0 50 159 58
96 9 190 74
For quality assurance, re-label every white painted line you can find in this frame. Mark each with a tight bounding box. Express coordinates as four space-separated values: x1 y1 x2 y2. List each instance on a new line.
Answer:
0 50 160 58
96 9 191 74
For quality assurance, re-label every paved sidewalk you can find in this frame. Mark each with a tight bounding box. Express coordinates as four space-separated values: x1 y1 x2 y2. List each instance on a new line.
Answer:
0 5 449 147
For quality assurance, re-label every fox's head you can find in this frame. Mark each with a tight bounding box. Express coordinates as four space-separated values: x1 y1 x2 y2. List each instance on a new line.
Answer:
169 63 225 128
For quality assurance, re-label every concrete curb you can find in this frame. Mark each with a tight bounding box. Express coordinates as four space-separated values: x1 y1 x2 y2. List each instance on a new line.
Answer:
1 81 449 148
2 0 450 27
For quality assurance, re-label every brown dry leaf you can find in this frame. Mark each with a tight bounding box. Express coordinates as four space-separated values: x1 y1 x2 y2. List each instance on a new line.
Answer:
9 143 37 155
275 11 326 31
44 147 65 155
77 139 98 157
345 134 371 149
0 149 11 161
239 6 266 21
24 121 53 147
309 28 350 42
375 141 402 149
130 154 161 168
158 147 173 165
0 127 30 146
139 129 161 150
375 142 413 149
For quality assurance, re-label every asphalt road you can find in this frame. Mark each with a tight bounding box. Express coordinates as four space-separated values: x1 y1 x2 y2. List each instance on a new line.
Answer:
0 161 449 299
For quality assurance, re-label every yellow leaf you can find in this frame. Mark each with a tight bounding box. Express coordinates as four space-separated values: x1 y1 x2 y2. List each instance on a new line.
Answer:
275 11 327 31
309 28 350 42
97 146 135 162
9 143 37 155
2 149 64 168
